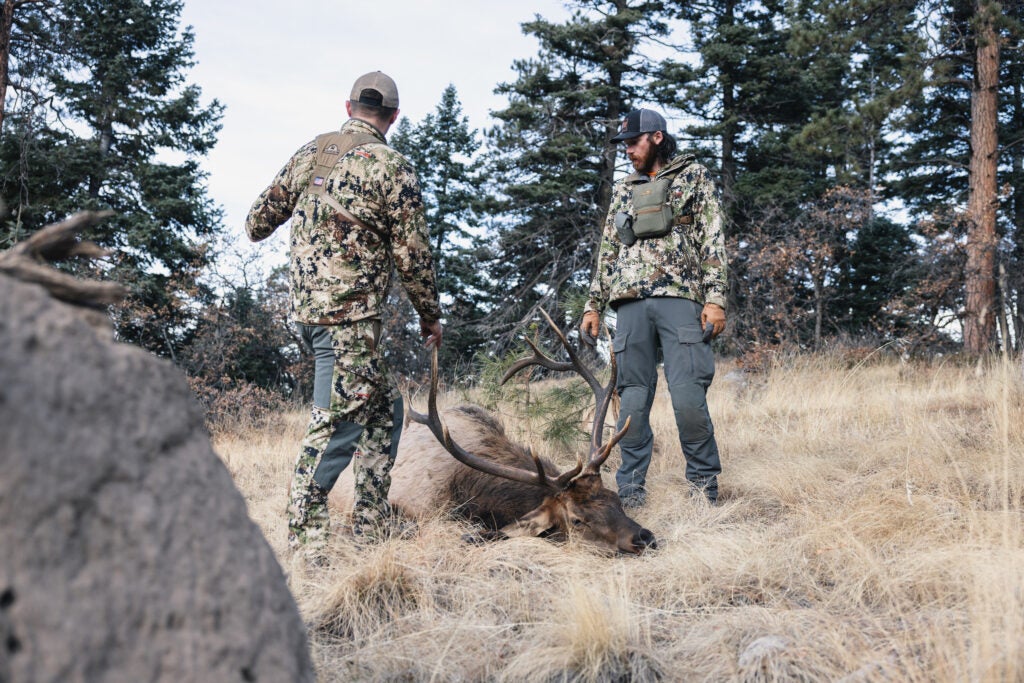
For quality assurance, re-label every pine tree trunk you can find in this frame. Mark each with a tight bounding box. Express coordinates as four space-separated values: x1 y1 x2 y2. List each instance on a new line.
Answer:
719 0 737 214
1011 66 1024 354
0 0 15 135
963 0 1000 355
813 276 823 351
997 262 1011 356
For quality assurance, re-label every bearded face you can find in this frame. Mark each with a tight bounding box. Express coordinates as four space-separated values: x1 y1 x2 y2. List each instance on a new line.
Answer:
625 132 662 175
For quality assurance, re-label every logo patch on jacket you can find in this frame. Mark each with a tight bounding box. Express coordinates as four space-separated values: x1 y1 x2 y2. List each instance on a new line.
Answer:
324 144 340 155
354 150 374 159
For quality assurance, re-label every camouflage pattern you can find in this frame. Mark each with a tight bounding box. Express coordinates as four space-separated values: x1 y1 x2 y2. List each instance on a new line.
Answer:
286 320 402 551
249 116 441 552
584 153 728 315
287 406 332 552
246 118 442 325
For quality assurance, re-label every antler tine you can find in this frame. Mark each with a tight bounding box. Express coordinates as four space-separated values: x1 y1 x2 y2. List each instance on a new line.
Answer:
589 336 618 454
560 314 623 471
537 308 604 397
500 335 573 385
554 454 585 488
405 345 443 429
535 308 619 462
409 346 564 491
526 446 565 487
587 415 631 473
503 308 624 476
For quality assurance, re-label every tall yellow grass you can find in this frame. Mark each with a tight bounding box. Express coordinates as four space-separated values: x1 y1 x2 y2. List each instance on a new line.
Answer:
213 354 1024 682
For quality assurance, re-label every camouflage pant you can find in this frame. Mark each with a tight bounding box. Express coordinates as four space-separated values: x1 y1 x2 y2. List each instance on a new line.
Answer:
287 320 403 552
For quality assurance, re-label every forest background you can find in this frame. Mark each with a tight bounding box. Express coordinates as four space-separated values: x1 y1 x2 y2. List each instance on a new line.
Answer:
2 0 1022 425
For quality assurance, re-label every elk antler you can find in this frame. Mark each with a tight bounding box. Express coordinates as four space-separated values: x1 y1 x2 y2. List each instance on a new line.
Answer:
0 211 127 306
406 347 582 491
501 308 630 474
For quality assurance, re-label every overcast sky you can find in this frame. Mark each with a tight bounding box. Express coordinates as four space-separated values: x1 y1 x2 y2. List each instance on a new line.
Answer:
179 0 573 257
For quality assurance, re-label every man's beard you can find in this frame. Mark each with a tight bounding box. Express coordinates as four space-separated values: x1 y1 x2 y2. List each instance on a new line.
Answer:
630 145 658 174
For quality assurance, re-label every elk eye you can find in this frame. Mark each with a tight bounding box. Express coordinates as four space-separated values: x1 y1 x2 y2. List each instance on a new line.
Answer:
572 518 584 527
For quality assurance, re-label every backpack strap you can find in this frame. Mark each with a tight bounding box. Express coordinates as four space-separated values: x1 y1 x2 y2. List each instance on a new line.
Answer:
306 131 385 238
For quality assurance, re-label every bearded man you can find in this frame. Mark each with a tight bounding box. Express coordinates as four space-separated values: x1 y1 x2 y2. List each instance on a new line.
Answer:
581 109 728 507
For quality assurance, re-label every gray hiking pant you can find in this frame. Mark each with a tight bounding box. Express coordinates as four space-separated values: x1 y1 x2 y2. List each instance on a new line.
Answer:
612 297 721 501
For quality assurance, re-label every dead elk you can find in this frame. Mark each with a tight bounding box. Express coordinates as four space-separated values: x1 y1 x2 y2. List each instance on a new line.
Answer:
329 310 657 555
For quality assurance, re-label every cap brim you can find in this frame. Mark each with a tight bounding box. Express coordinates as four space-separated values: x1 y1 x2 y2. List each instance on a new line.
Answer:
611 131 645 142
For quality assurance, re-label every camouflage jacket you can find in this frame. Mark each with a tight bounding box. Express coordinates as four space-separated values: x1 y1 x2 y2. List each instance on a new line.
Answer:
245 118 442 325
585 153 728 315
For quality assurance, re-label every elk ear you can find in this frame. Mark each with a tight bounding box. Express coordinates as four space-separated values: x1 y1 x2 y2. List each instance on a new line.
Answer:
498 505 556 538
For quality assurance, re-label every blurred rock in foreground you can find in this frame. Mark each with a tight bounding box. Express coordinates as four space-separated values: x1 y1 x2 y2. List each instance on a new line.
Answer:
0 255 314 682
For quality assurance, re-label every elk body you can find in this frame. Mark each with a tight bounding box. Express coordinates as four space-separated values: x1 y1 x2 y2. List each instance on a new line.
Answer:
329 311 657 555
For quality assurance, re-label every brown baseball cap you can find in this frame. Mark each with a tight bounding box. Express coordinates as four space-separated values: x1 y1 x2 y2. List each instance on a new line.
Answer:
349 71 399 108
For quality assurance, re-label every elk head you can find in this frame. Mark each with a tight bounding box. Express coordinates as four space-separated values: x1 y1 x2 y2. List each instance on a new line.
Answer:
408 309 657 555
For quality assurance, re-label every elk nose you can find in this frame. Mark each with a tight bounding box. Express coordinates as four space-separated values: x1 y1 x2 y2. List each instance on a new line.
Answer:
635 528 657 551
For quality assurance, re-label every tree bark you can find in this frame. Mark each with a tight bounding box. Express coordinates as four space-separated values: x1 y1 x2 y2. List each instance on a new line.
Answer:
1010 62 1023 354
997 261 1011 356
963 0 1000 355
0 0 47 135
719 0 738 215
0 0 16 134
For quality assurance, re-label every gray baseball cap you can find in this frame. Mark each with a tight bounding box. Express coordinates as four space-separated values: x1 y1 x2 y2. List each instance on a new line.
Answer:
610 109 667 141
350 71 399 108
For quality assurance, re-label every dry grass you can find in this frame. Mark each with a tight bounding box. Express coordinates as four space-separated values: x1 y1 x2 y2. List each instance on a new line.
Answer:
212 354 1024 682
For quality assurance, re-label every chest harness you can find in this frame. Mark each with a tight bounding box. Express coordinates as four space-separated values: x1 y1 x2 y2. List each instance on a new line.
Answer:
615 159 695 246
305 130 385 238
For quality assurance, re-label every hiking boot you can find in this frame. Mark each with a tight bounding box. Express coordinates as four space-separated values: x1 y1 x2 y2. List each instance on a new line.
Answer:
304 549 328 567
619 491 647 509
689 477 719 505
688 486 719 506
286 543 328 573
352 517 418 544
388 518 419 540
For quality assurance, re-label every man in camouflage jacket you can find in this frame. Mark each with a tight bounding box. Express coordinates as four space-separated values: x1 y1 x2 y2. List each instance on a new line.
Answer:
246 72 442 554
581 109 727 506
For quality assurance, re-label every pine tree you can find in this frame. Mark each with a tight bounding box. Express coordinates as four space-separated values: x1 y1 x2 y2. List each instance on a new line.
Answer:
388 85 489 375
1 0 59 136
482 0 676 351
962 0 1001 353
1 0 223 357
668 0 798 214
669 0 925 349
890 0 1023 354
836 215 919 338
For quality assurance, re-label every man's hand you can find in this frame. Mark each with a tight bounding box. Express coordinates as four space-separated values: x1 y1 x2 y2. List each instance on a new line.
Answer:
421 319 443 349
701 303 726 339
580 311 601 345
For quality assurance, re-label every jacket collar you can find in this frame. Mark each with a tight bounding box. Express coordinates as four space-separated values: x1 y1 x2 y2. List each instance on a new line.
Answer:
342 117 387 143
624 153 695 183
